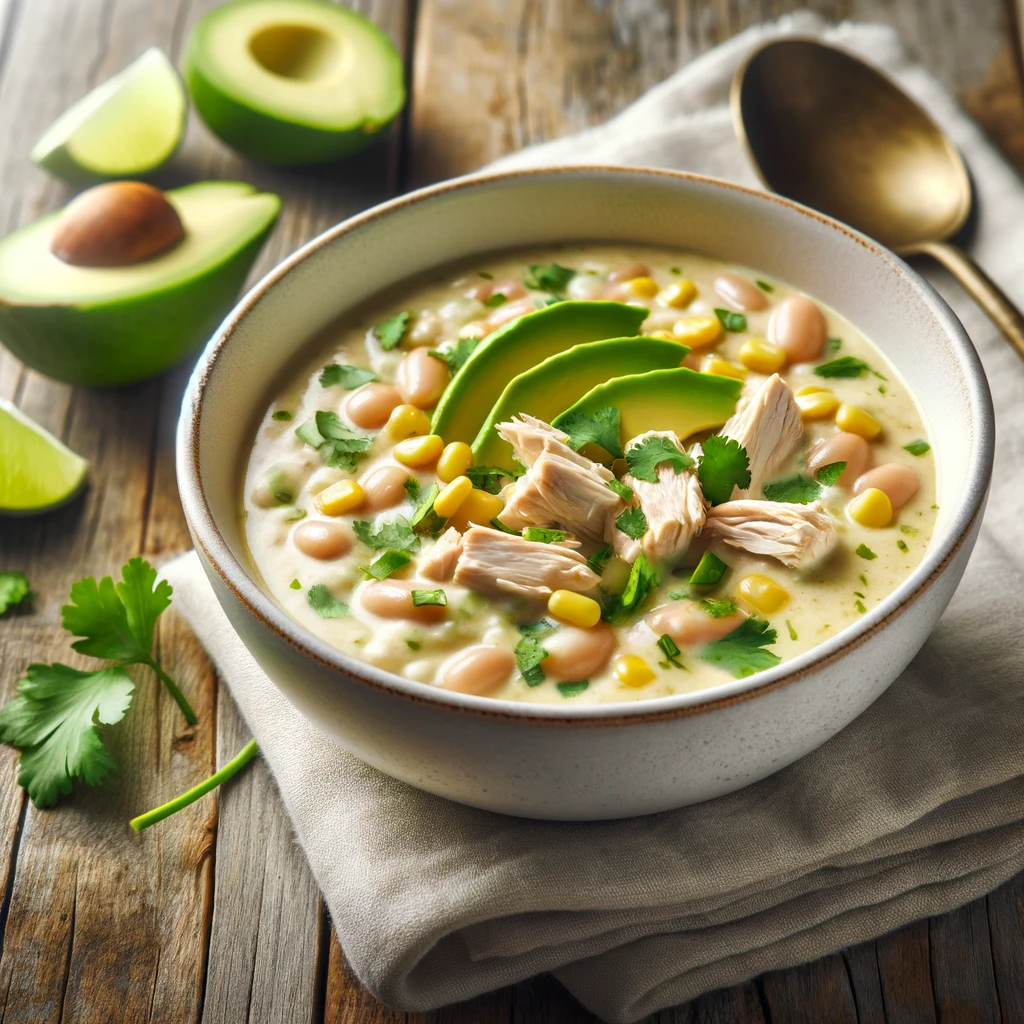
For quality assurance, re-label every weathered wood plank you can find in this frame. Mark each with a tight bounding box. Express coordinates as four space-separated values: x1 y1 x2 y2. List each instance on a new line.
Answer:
843 941 888 1024
928 901 1002 1024
759 956 859 1024
876 921 938 1024
987 872 1024 1022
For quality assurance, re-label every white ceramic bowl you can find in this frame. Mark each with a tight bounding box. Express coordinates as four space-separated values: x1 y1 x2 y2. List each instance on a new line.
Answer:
178 167 993 820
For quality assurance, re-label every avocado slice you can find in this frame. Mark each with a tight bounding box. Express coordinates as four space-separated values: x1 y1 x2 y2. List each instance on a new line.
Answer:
552 368 743 448
184 0 405 166
432 301 648 446
472 336 689 471
0 181 280 387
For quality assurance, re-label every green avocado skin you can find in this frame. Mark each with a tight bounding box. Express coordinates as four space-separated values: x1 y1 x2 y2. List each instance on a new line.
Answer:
0 229 273 388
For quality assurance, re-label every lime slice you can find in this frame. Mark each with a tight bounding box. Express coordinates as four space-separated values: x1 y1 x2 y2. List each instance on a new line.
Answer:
31 48 186 181
0 399 89 514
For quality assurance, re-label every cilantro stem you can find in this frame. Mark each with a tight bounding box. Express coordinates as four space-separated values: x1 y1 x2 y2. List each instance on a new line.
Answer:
144 657 198 726
130 739 259 832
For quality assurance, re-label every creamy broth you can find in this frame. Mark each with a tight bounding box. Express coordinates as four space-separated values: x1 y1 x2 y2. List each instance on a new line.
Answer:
242 246 936 704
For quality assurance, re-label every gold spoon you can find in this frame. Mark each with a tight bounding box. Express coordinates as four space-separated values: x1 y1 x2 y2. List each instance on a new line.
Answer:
731 37 1024 360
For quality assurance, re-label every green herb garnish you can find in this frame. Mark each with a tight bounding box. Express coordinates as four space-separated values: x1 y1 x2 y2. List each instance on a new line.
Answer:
814 462 847 487
657 633 685 669
856 543 877 561
466 465 513 494
615 506 647 540
352 516 420 553
483 293 507 308
900 525 918 536
307 584 350 618
410 484 445 534
523 263 575 294
814 356 869 379
701 598 736 618
559 406 623 460
587 544 613 574
786 619 798 641
762 474 821 504
284 508 307 522
478 271 493 280
0 572 30 615
523 527 566 544
689 551 728 586
557 680 589 698
517 620 558 639
855 600 867 614
625 435 693 483
489 518 521 535
607 478 634 501
403 477 422 504
607 555 659 623
374 311 410 350
429 336 479 374
699 618 780 679
826 337 842 352
405 638 421 650
411 589 447 607
897 539 909 553
697 436 751 505
904 440 931 456
318 363 378 390
755 279 774 292
714 308 747 332
515 637 548 686
295 411 373 471
361 550 412 580
271 410 293 422
289 578 301 590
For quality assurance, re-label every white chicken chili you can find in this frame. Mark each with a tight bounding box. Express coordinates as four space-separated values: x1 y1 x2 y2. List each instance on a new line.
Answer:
242 247 937 704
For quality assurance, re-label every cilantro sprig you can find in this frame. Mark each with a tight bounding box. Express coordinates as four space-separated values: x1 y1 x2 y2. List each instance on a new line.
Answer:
374 311 410 350
615 506 647 540
699 617 781 678
319 363 378 390
352 516 420 553
515 637 548 687
606 554 659 624
697 436 750 505
524 263 575 295
559 406 623 461
814 462 847 487
762 474 822 504
429 337 478 374
814 356 869 379
296 412 373 471
626 435 693 483
0 571 30 615
714 309 747 332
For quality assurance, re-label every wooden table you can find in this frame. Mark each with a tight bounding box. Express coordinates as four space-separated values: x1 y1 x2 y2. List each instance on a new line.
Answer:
2 1 1024 1020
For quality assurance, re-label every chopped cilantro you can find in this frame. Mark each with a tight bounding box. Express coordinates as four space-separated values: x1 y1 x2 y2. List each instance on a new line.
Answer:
897 539 909 553
429 336 478 374
0 572 30 615
523 263 575 294
403 477 422 504
289 579 301 590
478 271 493 280
517 620 558 639
557 680 589 698
786 619 798 641
762 474 821 504
814 356 869 379
615 506 647 540
670 266 682 275
714 308 747 332
657 633 685 669
410 484 444 533
815 462 847 487
701 598 736 618
559 406 623 460
855 543 877 561
826 337 842 351
853 591 865 599
271 410 293 422
697 436 751 505
361 549 412 580
405 638 421 650
607 478 634 502
483 293 507 308
284 508 307 522
755 279 774 292
879 385 887 395
295 411 373 471
699 618 780 679
606 555 659 624
904 440 931 456
318 364 378 390
374 311 410 350
466 465 514 494
625 435 693 483
307 585 349 618
411 589 447 607
352 516 420 553
900 525 918 536
855 599 867 614
515 637 548 686
859 573 868 585
690 551 728 586
587 544 613 574
523 527 566 544
489 518 521 535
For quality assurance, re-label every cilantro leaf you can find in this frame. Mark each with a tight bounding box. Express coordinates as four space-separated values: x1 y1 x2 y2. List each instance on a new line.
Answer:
403 477 422 504
714 308 747 332
523 527 566 544
657 633 685 669
814 461 847 487
625 435 694 483
319 364 378 389
411 589 447 607
607 555 659 624
615 506 647 540
701 598 737 617
307 585 350 618
699 618 780 679
360 550 412 580
786 619 798 641
489 518 521 535
352 516 420 553
523 263 575 294
429 337 479 374
557 680 589 698
483 293 507 308
827 337 842 351
904 440 931 456
410 484 446 534
515 637 548 686
607 479 633 502
814 356 869 379
697 436 751 505
762 474 822 504
856 543 877 561
755 279 774 293
466 465 514 494
559 406 623 460
517 620 558 639
296 412 373 471
0 572 30 614
374 311 410 350
587 544 613 574
0 663 134 807
271 410 292 421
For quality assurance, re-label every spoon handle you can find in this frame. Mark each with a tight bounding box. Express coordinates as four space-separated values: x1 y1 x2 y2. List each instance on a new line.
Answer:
915 239 1024 362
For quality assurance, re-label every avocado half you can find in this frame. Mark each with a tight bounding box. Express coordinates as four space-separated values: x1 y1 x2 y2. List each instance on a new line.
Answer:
184 0 405 166
0 181 280 387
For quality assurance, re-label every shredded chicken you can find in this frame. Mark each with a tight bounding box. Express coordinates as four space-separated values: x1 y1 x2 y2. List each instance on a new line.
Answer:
613 430 706 565
419 527 464 582
452 525 599 600
703 499 839 569
720 374 803 497
496 416 622 544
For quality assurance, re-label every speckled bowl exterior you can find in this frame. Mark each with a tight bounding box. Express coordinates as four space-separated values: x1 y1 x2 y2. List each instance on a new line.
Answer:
177 167 993 820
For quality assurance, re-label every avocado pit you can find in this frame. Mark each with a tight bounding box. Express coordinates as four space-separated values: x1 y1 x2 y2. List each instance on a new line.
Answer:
50 181 185 268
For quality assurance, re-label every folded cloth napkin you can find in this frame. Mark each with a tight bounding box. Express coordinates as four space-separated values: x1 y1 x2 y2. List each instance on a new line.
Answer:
162 12 1024 1022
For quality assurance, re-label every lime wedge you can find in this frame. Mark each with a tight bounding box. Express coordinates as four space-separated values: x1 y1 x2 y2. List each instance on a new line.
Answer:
0 399 88 514
31 48 186 181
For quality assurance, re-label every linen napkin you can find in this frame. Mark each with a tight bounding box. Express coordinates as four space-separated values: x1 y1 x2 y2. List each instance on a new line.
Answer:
162 12 1024 1022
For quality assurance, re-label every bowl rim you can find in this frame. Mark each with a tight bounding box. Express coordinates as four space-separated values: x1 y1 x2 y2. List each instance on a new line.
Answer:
178 164 994 726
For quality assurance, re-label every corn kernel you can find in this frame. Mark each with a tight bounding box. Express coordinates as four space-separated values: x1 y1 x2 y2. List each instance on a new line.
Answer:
836 403 882 439
700 355 746 380
847 487 892 528
315 479 365 517
796 384 830 397
738 574 789 614
739 337 786 374
659 279 697 309
547 589 602 629
622 275 659 298
673 315 723 350
437 441 473 483
433 475 473 518
615 654 656 688
449 488 504 532
386 404 430 440
796 391 840 421
393 433 444 468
